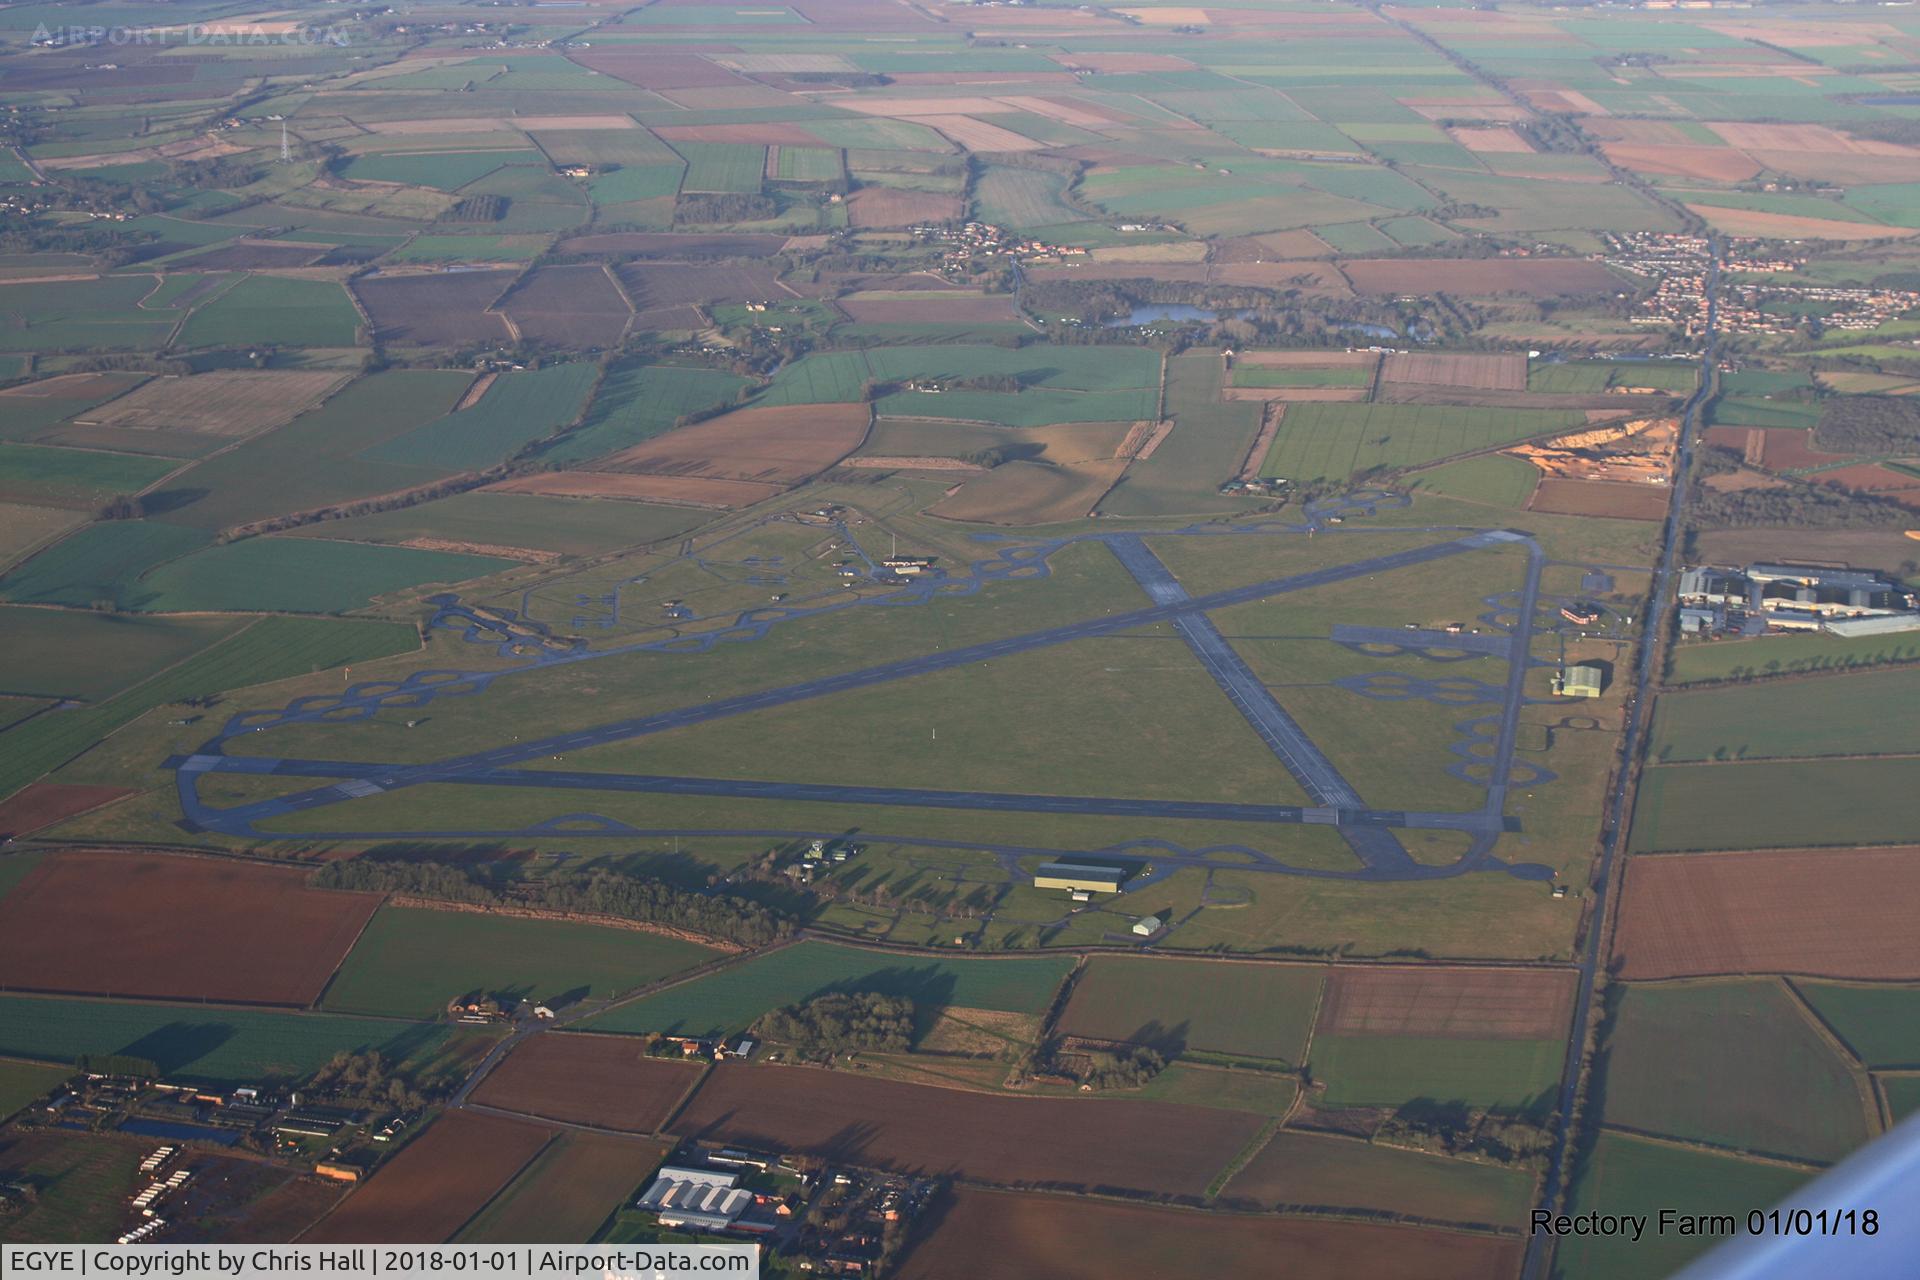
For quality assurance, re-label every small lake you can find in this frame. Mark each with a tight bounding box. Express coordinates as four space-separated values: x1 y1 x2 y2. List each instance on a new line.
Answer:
119 1117 243 1146
1103 304 1256 327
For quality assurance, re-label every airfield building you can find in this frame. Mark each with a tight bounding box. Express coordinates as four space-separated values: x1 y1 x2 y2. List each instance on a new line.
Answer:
1678 563 1918 634
1559 665 1605 698
1033 862 1126 894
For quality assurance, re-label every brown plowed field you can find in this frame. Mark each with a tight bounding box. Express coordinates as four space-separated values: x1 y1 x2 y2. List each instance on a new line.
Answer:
1686 205 1912 242
502 264 631 347
1212 229 1333 261
1748 429 1851 471
613 262 787 312
1317 966 1577 1039
920 115 1045 153
1529 478 1670 520
897 1188 1523 1280
654 122 823 146
0 783 134 840
1238 351 1375 368
74 371 349 437
1604 144 1761 183
1818 463 1920 494
461 1131 668 1243
0 850 381 1006
304 1111 552 1243
593 402 868 486
557 232 790 259
838 294 1014 324
489 472 786 509
1448 126 1533 154
1613 848 1920 980
846 187 964 228
355 271 516 348
671 1062 1263 1198
0 372 145 401
1344 258 1619 297
1693 528 1920 575
1383 352 1526 391
470 1033 704 1133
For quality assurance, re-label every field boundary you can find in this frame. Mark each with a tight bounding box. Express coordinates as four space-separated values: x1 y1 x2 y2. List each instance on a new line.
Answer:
1778 977 1887 1139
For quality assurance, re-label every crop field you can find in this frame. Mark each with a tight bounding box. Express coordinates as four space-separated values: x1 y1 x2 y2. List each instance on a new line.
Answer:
129 535 513 615
1408 455 1539 508
1230 365 1373 390
0 1130 148 1243
0 614 418 803
305 1111 552 1244
176 276 362 349
1613 848 1920 981
1342 258 1620 297
1560 1132 1810 1280
0 784 132 842
0 442 175 509
671 142 766 194
499 266 632 349
973 165 1083 229
0 851 379 1007
353 271 515 348
365 362 599 471
591 401 868 488
1598 980 1870 1162
899 1189 1523 1280
0 995 455 1086
470 1033 706 1134
545 363 751 462
457 1130 665 1244
1308 1035 1563 1113
1222 1130 1534 1227
1650 667 1920 763
1630 758 1920 853
1261 403 1581 481
322 907 720 1019
1528 479 1669 522
928 457 1127 524
587 940 1073 1040
286 492 704 558
1793 983 1920 1069
1380 352 1527 391
0 608 242 700
846 186 963 227
1056 957 1323 1063
67 371 349 439
672 1061 1261 1199
614 261 785 329
1667 628 1920 685
1316 966 1576 1040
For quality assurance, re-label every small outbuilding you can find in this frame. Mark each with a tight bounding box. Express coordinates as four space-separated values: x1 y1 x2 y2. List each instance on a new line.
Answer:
1132 915 1164 937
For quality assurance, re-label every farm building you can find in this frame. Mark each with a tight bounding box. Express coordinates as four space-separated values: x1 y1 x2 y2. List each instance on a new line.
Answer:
1034 862 1126 894
1132 915 1164 937
1558 665 1605 699
639 1166 755 1232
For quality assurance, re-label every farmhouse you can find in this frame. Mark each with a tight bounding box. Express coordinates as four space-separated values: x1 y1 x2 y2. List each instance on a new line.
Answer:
1034 862 1126 894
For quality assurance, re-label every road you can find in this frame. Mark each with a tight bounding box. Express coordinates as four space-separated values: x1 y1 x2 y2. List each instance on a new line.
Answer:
1520 242 1722 1280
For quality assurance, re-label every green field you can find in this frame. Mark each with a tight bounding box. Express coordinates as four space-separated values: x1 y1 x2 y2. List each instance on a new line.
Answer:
0 277 177 352
322 906 721 1019
0 518 211 608
1224 1129 1535 1228
0 442 175 508
974 165 1084 229
286 492 705 558
1261 403 1581 481
1308 1035 1563 1113
1650 667 1920 762
0 615 418 802
0 1057 72 1120
1795 982 1920 1069
1098 351 1256 518
0 608 244 700
1559 1132 1811 1280
138 369 472 530
1230 365 1373 389
1630 757 1920 853
0 1130 147 1243
1597 980 1870 1162
1057 957 1323 1064
774 146 842 182
0 996 455 1085
341 151 540 190
132 535 513 614
1408 454 1540 508
175 275 362 349
364 363 599 470
1666 631 1920 685
544 363 751 462
585 940 1074 1040
1884 1075 1920 1123
1528 361 1695 395
671 142 766 194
